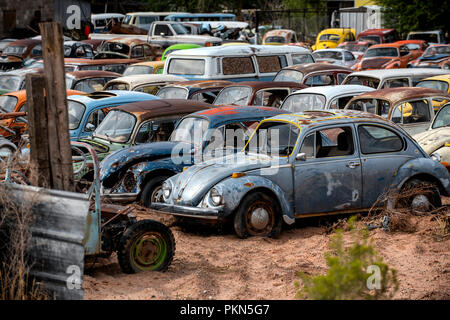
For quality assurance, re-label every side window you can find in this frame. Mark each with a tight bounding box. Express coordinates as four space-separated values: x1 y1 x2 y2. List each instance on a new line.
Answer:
256 56 282 73
399 46 409 56
337 73 348 84
300 127 355 159
84 46 93 57
135 120 176 144
85 109 106 132
135 85 161 95
344 52 354 61
253 89 289 108
292 54 314 65
143 45 153 58
382 78 409 88
330 96 354 109
431 97 450 112
304 74 333 86
191 90 219 104
222 57 255 75
74 79 106 93
154 24 172 36
131 45 144 58
104 64 126 74
395 100 431 124
358 125 403 154
209 122 251 150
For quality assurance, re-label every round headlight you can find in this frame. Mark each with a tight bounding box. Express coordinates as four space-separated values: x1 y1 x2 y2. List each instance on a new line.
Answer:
210 188 222 206
162 181 172 199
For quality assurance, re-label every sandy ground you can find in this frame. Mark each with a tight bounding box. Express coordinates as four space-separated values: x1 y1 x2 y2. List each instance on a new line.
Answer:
83 204 450 300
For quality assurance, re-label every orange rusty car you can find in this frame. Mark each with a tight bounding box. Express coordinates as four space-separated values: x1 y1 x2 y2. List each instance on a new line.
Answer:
0 89 83 137
352 43 417 71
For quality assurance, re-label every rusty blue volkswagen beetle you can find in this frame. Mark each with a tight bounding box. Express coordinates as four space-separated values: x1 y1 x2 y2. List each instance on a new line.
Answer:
99 106 287 207
152 110 450 238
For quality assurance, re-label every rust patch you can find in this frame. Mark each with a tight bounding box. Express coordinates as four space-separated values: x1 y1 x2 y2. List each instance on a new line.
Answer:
244 182 254 187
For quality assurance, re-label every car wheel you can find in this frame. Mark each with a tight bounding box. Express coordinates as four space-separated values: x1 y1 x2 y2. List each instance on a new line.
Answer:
443 63 450 70
117 219 175 274
233 191 282 238
395 178 441 212
141 175 170 208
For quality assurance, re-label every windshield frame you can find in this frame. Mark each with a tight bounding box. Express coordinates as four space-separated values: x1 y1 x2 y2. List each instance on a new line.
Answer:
431 104 450 129
214 86 252 106
169 116 210 148
156 86 189 99
93 109 137 143
274 69 304 82
281 93 327 112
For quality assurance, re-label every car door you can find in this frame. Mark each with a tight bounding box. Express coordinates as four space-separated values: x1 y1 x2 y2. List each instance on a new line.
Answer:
356 123 412 208
293 124 362 216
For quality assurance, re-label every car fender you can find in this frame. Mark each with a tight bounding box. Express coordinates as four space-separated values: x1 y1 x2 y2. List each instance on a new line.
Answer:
212 175 295 224
389 157 450 196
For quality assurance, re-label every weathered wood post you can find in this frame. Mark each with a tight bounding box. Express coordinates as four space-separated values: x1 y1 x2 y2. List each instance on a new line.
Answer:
25 21 74 192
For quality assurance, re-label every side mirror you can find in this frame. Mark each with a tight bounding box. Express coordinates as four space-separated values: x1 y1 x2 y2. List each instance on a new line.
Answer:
85 123 95 132
296 152 306 161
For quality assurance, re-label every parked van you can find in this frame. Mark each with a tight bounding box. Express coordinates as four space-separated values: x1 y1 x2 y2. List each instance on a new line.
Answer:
341 68 450 90
91 13 125 33
122 12 181 31
163 45 315 82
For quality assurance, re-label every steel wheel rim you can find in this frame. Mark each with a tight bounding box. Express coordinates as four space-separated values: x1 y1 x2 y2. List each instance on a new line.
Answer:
151 185 164 203
132 232 167 271
245 201 274 236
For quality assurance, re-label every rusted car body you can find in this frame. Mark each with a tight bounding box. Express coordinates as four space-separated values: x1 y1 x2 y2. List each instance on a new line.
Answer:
0 89 83 137
414 102 450 169
356 28 399 45
213 81 306 108
273 63 353 86
99 106 287 207
395 40 428 56
0 39 41 71
352 43 416 71
63 41 95 58
408 44 450 69
64 58 141 74
153 110 449 238
94 38 162 61
344 87 450 135
156 80 232 103
66 70 121 93
0 67 43 95
123 61 165 76
104 74 187 94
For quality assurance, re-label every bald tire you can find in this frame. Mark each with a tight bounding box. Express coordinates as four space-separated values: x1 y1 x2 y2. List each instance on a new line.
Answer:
234 191 282 239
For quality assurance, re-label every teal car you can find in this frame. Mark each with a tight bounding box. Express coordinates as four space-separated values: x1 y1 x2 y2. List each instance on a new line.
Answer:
161 43 202 61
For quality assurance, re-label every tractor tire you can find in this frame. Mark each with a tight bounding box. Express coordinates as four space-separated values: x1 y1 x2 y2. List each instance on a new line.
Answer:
117 219 175 274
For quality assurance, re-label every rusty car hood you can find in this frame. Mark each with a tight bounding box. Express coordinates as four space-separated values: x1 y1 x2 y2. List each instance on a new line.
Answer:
99 141 193 181
361 57 394 69
414 126 450 156
169 152 276 206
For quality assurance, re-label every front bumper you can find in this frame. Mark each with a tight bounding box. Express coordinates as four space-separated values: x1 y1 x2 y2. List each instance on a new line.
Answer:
151 203 222 220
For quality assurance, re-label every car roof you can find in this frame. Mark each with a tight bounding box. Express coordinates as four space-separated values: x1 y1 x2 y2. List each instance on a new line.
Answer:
166 44 311 57
5 89 83 101
101 38 150 46
345 68 450 79
358 28 395 35
368 43 402 49
116 99 212 122
280 62 352 73
66 70 121 79
68 90 157 107
6 39 41 47
163 80 233 89
349 87 450 105
65 58 140 65
128 61 165 68
266 109 390 128
313 48 350 53
418 74 450 82
221 81 307 91
189 105 287 127
290 85 375 99
106 74 187 87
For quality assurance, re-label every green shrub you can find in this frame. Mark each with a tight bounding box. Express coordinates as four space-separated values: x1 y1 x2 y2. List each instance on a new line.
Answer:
295 216 399 300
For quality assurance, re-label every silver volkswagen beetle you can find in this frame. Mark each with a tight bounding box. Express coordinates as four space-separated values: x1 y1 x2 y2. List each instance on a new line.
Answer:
152 110 450 238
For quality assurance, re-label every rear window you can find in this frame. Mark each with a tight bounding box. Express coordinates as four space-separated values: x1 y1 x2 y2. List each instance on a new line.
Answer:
265 36 285 43
222 57 255 75
168 58 205 75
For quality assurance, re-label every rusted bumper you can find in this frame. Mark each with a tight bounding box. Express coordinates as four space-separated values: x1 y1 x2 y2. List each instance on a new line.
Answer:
151 203 221 220
100 192 138 203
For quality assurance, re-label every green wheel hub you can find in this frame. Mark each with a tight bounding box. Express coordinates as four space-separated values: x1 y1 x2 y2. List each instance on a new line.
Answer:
132 232 168 271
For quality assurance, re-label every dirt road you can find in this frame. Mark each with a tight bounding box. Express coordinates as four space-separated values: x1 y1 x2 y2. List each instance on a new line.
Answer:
83 207 450 300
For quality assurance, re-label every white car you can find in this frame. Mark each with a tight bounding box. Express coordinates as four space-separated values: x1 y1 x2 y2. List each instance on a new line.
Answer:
312 49 358 68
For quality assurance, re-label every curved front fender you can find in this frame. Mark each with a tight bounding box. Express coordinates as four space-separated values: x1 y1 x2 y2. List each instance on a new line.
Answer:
212 175 295 224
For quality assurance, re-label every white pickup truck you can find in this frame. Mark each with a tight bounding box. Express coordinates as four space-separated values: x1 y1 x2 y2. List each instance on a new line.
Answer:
89 21 223 48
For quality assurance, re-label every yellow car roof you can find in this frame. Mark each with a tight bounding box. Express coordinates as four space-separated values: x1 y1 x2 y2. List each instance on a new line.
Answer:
421 74 450 83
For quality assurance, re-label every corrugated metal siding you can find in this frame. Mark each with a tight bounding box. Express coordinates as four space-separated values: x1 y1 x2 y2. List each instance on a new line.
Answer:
3 183 89 300
53 0 91 29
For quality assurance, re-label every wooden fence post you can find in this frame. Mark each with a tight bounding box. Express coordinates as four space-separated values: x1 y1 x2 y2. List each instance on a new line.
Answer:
27 21 74 192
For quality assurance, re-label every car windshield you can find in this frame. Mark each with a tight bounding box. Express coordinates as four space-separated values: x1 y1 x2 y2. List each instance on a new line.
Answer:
156 87 188 99
94 110 136 143
423 45 450 56
432 105 450 129
171 23 188 35
343 76 380 89
0 95 18 113
345 98 378 114
416 80 449 93
313 51 342 60
247 121 300 156
357 35 381 45
0 75 21 91
3 46 26 55
168 58 205 75
169 117 209 148
409 33 438 43
274 70 304 82
281 94 326 112
339 43 368 52
265 36 285 43
68 100 86 130
319 34 341 42
214 86 252 106
101 42 130 55
404 43 421 51
364 47 398 58
123 65 153 76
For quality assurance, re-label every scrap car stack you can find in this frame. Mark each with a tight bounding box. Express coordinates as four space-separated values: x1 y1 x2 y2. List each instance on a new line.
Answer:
1 12 450 274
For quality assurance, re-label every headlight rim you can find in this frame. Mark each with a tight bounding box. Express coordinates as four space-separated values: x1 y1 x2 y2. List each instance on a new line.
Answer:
162 181 172 200
209 187 223 206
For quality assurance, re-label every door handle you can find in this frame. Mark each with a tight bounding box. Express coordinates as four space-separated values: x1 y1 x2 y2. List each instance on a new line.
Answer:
346 161 361 169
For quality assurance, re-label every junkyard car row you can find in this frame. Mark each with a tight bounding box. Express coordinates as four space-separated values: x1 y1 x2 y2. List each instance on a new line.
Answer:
1 21 450 272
